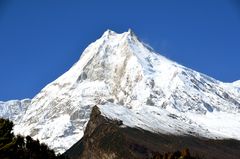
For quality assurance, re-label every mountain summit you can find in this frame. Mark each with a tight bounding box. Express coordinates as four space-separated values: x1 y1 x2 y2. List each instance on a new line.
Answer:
1 30 240 153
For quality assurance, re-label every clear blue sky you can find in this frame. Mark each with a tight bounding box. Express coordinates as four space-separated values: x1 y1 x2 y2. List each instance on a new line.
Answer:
0 0 240 100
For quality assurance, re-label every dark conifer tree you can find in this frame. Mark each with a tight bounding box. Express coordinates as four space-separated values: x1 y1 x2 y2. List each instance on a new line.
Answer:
0 118 60 159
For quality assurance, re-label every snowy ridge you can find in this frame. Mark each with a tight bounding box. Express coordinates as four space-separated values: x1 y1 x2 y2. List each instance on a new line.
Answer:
232 80 240 88
0 29 240 153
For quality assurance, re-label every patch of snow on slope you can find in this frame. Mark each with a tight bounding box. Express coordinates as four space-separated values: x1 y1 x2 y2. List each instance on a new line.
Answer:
14 114 82 154
186 111 240 139
232 80 240 88
0 99 31 123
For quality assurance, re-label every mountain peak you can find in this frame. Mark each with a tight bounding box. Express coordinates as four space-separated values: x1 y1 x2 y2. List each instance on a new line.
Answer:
127 28 136 36
101 29 116 37
100 29 138 43
2 29 240 154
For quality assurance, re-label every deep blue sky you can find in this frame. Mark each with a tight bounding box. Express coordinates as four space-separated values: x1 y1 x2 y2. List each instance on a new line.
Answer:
0 0 240 100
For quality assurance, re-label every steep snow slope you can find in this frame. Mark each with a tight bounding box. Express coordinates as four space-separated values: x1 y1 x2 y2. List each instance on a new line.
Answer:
1 29 240 153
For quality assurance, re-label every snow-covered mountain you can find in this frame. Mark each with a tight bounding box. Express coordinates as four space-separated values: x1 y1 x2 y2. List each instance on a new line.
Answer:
1 29 240 154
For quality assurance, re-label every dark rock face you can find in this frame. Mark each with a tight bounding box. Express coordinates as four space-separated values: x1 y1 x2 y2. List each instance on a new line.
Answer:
64 106 240 159
65 106 126 159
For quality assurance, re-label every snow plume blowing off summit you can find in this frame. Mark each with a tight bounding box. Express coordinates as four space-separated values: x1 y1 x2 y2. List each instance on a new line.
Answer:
0 29 240 153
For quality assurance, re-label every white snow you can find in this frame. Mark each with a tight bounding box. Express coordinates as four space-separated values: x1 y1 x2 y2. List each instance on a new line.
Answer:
0 99 31 123
187 111 240 139
232 80 240 88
